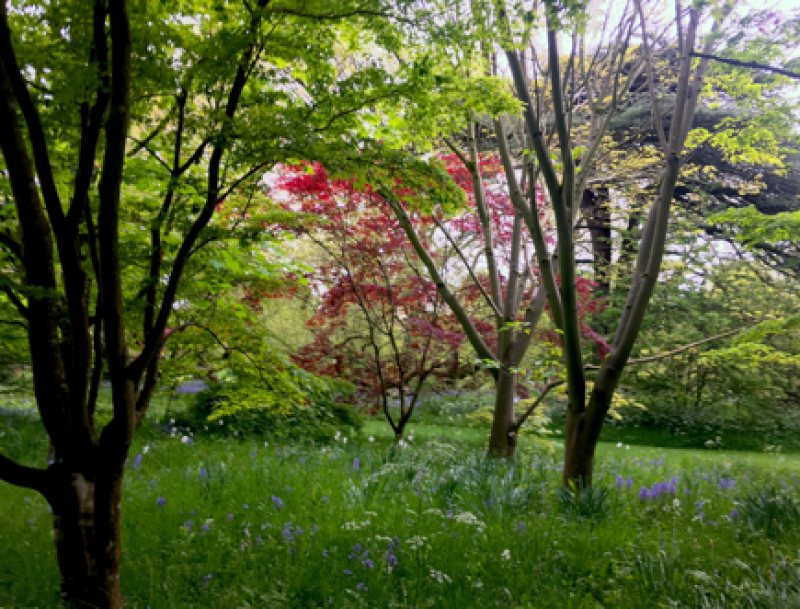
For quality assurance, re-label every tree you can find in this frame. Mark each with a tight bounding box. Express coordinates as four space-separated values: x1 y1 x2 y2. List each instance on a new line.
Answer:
494 0 736 484
277 159 500 439
0 0 481 604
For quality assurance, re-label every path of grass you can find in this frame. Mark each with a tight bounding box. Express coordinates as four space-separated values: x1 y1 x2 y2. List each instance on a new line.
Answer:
363 419 800 471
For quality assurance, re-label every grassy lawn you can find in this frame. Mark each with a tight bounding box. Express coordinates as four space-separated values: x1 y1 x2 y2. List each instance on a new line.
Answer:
364 418 800 472
3 415 800 607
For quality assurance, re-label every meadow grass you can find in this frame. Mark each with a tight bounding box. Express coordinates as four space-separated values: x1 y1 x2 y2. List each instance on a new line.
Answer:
3 416 800 607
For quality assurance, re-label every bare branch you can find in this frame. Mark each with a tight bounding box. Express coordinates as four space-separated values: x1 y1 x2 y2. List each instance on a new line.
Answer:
689 52 800 81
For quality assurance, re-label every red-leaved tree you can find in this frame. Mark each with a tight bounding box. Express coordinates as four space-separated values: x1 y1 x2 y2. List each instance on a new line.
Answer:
276 155 607 443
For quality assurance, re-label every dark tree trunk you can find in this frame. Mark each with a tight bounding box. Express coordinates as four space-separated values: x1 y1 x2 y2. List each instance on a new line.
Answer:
581 188 613 297
562 412 596 486
49 463 125 608
488 369 518 458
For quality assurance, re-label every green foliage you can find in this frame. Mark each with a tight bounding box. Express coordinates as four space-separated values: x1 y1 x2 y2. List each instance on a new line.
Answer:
556 483 611 522
176 377 361 443
711 206 800 248
740 486 800 538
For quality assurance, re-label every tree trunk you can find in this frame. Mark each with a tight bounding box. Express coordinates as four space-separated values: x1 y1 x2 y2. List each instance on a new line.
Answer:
50 464 125 608
562 411 596 487
488 370 517 458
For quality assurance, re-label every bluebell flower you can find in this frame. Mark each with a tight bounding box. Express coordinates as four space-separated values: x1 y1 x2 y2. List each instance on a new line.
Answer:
616 476 624 489
720 479 728 489
199 469 207 478
639 487 650 500
626 478 633 489
322 550 328 557
286 486 292 493
256 536 262 545
344 570 352 576
322 497 329 503
133 454 143 470
243 504 249 509
353 457 360 471
519 522 526 532
731 508 739 520
228 513 234 520
670 477 678 486
201 524 210 531
157 497 166 507
357 583 367 591
272 496 284 510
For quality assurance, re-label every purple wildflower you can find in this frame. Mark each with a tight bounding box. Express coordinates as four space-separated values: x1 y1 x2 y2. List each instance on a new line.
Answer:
353 457 360 471
201 524 210 531
272 496 284 510
616 476 624 489
626 478 633 489
731 509 739 520
228 513 234 520
157 497 166 507
357 583 367 591
199 469 207 477
639 487 650 500
133 454 143 470
344 570 353 576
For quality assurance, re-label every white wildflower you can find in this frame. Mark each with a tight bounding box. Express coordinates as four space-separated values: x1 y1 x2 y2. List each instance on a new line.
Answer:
429 568 451 584
407 536 427 550
368 436 375 442
617 442 623 448
219 420 224 426
501 549 511 561
170 418 175 425
143 445 149 454
181 436 191 444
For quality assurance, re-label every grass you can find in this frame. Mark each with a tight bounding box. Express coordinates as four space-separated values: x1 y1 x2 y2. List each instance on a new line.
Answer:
3 414 800 607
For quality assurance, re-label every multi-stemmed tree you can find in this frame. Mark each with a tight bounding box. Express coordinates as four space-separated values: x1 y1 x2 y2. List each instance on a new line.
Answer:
0 0 486 604
276 159 501 439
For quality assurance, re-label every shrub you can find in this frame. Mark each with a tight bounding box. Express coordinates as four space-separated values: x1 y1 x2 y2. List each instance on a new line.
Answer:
175 376 361 442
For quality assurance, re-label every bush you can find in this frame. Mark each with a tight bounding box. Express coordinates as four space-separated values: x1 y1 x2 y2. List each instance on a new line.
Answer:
174 378 362 443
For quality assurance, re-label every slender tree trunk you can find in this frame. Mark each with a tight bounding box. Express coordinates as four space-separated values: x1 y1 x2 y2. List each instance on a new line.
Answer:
50 463 125 608
488 370 517 458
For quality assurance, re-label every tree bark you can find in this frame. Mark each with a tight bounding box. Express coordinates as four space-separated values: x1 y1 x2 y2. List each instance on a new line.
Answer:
49 463 125 608
487 369 518 458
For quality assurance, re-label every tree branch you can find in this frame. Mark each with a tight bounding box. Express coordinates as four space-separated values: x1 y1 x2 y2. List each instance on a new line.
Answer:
690 52 800 81
0 454 51 495
585 326 750 369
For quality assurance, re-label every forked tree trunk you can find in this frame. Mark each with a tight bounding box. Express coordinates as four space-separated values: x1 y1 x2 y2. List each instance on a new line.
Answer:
49 463 125 608
488 370 518 458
